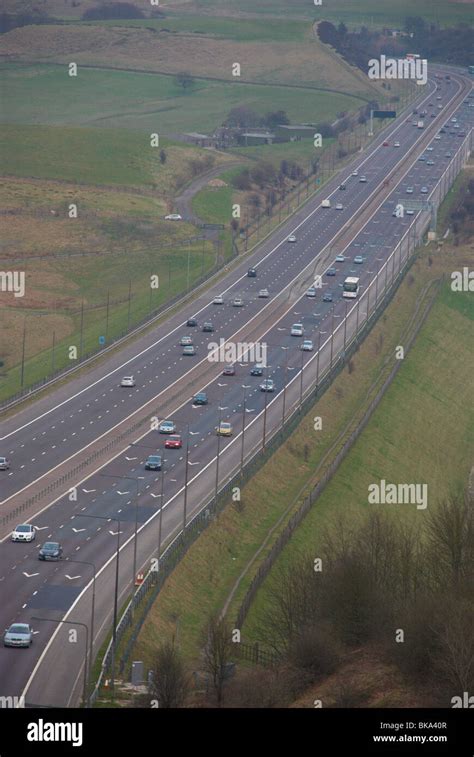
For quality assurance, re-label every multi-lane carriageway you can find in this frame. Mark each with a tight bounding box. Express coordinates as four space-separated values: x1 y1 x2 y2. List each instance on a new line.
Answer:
0 69 472 707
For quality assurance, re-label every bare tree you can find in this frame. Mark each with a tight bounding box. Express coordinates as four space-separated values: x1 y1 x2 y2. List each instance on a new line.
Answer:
203 614 233 706
149 641 189 708
426 492 474 589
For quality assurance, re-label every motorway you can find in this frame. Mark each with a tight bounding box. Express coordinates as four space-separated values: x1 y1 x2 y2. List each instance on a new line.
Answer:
0 68 472 707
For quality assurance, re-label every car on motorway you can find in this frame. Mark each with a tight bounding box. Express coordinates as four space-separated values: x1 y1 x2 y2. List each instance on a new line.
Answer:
439 128 446 134
418 155 426 162
290 323 304 336
382 141 389 146
120 376 135 388
193 392 208 405
287 234 297 243
38 542 63 561
323 291 333 303
445 152 452 158
335 255 346 263
250 364 264 376
406 209 415 216
335 203 343 210
183 345 196 356
436 96 442 100
326 267 336 276
339 183 346 190
451 117 457 123
430 113 436 118
232 296 244 307
260 379 275 392
305 287 317 298
0 456 10 471
426 147 434 151
145 455 162 470
164 213 182 221
359 176 367 183
216 421 233 437
435 135 441 140
394 141 400 147
406 187 414 194
301 339 313 352
11 524 36 542
258 288 269 298
427 160 434 166
352 170 359 176
3 623 33 648
186 318 198 327
159 420 176 434
202 322 214 332
180 335 193 346
164 436 182 450
213 295 224 305
321 199 331 208
223 364 235 376
354 255 364 264
420 186 428 194
247 268 257 277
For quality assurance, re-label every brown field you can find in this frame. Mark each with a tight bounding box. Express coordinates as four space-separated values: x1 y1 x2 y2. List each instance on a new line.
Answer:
0 23 381 97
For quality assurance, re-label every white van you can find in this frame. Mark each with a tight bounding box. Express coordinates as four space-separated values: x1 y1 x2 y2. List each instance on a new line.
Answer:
321 199 331 208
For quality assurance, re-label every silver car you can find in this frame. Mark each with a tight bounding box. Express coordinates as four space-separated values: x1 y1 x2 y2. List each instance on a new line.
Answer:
0 456 10 471
4 623 33 648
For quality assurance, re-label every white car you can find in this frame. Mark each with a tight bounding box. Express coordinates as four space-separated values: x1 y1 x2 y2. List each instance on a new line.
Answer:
0 456 10 471
287 235 297 243
335 203 343 210
258 289 269 298
435 135 441 140
120 376 135 387
164 213 182 221
11 524 36 542
305 287 317 298
213 295 224 305
301 340 313 352
352 170 359 176
426 147 434 151
394 141 400 147
290 323 304 337
232 297 243 307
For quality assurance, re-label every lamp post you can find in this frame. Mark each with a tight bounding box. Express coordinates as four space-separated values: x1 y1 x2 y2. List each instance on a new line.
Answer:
215 406 228 506
99 472 143 609
281 346 289 426
182 425 190 531
262 364 271 449
240 385 251 472
73 513 121 702
32 617 89 707
63 559 96 702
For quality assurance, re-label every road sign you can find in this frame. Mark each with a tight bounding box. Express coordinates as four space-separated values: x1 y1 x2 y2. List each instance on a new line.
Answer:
373 110 396 119
99 335 105 345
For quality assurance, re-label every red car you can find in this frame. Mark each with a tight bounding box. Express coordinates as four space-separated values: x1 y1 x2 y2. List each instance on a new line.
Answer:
383 141 389 146
164 435 182 449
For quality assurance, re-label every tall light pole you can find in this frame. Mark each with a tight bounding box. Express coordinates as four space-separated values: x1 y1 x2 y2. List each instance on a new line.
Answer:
262 364 271 449
182 424 190 531
281 346 289 426
215 406 228 506
32 617 89 708
99 472 142 611
299 347 305 411
64 558 96 703
74 513 121 702
157 465 165 567
240 385 251 473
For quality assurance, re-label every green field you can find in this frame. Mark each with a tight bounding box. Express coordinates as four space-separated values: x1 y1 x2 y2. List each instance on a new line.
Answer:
186 0 474 27
242 281 474 642
0 64 363 135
